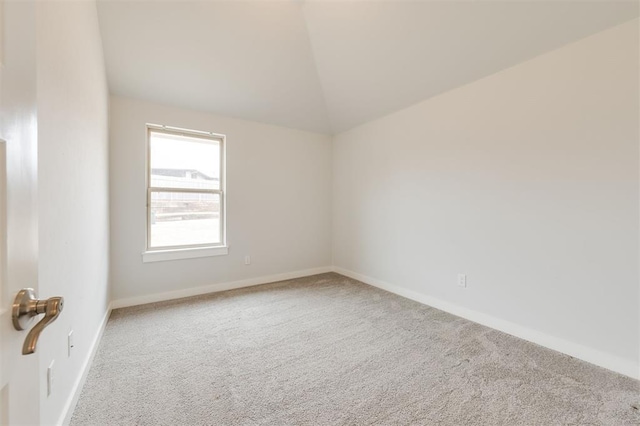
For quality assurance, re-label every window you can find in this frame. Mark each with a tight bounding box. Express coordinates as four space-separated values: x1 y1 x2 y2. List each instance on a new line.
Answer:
143 124 226 262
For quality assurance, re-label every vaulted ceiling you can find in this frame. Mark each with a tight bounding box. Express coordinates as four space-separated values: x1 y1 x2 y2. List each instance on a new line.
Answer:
97 1 639 135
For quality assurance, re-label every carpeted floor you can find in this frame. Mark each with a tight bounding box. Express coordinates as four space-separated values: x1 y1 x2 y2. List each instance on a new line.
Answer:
71 273 639 425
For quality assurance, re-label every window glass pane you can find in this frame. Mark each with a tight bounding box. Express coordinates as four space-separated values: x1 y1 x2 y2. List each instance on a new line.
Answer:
149 191 221 248
150 131 220 190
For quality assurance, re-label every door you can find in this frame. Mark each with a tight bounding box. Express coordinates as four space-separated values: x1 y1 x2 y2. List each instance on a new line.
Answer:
0 0 42 424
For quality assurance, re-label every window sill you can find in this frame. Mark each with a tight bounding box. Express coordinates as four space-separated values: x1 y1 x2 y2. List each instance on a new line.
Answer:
142 246 228 263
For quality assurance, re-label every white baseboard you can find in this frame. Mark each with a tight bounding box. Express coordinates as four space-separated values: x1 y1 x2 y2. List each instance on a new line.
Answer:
111 266 334 309
333 266 639 380
58 302 113 426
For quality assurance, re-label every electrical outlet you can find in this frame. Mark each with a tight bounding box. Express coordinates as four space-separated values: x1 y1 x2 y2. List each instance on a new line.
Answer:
244 255 251 265
68 330 74 357
457 274 467 288
47 360 54 397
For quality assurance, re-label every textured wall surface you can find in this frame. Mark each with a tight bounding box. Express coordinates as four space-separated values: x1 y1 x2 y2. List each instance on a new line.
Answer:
109 96 333 301
333 20 639 377
36 0 111 423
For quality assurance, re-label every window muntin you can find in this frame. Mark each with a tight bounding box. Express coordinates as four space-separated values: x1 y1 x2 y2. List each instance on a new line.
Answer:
147 125 225 251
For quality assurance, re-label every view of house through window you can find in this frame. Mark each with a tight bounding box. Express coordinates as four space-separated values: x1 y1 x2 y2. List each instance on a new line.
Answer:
147 126 225 250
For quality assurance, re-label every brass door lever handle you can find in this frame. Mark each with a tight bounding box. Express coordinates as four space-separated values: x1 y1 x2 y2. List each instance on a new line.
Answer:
12 288 64 355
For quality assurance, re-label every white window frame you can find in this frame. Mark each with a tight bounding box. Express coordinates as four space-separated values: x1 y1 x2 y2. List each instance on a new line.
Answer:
142 124 227 263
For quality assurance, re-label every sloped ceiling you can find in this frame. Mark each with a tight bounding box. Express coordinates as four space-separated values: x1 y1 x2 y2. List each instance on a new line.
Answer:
97 1 639 134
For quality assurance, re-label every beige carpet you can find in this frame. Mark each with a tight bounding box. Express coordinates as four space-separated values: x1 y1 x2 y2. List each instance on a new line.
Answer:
71 273 639 425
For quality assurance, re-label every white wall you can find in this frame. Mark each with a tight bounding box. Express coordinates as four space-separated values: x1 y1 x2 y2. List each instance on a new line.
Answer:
36 1 110 424
332 20 639 378
109 96 332 302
